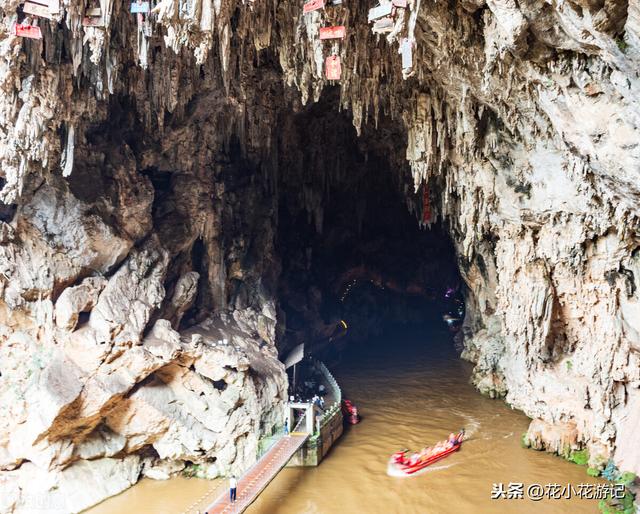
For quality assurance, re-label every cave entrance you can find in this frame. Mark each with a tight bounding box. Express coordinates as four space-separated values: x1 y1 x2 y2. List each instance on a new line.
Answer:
274 91 463 367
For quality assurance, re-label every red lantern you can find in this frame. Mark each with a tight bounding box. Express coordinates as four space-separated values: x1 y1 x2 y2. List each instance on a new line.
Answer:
325 55 342 80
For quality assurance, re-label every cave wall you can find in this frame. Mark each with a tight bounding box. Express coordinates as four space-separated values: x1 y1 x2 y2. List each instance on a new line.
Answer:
0 43 291 511
0 0 640 510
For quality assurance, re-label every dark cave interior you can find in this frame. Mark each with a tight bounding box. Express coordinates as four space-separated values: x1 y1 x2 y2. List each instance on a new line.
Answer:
65 82 465 360
274 93 464 361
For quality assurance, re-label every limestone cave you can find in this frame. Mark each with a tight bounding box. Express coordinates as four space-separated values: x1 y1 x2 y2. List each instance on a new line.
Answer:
0 0 639 511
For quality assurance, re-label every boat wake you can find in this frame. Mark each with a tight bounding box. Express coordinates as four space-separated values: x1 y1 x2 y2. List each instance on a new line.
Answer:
387 461 458 478
443 408 480 439
460 414 481 438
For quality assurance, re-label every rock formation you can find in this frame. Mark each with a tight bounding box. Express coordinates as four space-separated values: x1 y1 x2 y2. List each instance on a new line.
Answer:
0 0 639 510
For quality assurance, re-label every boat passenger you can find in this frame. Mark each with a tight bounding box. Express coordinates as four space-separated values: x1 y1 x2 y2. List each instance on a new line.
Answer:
393 450 408 463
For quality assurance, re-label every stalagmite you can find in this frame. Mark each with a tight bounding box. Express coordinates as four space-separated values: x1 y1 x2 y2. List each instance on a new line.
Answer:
60 125 74 177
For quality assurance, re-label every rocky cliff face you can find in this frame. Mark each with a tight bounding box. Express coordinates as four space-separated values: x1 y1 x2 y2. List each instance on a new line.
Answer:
0 0 639 510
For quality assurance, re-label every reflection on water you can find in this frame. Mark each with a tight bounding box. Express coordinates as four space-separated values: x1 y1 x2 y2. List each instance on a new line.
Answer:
86 476 220 514
88 326 603 514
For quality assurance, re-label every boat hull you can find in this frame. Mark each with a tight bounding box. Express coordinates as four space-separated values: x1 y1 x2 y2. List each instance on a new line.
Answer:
341 400 360 424
387 444 461 477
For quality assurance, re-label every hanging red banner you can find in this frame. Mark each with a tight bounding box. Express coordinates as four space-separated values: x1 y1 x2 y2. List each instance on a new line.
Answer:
319 25 346 40
303 0 325 13
422 188 431 223
13 24 42 39
325 55 341 80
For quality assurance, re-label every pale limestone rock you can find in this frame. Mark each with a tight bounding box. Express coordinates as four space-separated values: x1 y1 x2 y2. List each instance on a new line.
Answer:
89 238 169 345
525 418 580 455
13 352 84 457
0 222 14 243
613 389 640 474
54 277 107 330
485 0 528 52
73 425 126 460
105 392 173 453
20 182 132 279
5 457 142 514
142 458 186 480
164 271 200 326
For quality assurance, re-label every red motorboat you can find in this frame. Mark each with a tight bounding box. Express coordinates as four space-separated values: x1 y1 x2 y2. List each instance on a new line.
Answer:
388 429 465 477
341 399 360 425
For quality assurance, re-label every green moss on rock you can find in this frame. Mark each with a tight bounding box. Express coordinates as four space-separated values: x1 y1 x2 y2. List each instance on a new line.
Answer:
569 449 589 466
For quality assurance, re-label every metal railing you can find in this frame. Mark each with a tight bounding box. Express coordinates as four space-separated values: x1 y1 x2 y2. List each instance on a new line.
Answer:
184 361 343 513
293 410 307 432
314 360 342 429
256 432 281 460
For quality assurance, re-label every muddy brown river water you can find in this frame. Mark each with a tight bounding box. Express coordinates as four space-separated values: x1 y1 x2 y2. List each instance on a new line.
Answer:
89 326 604 514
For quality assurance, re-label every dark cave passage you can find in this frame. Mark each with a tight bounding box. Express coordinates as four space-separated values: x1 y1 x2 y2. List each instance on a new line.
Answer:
273 93 463 361
68 84 465 361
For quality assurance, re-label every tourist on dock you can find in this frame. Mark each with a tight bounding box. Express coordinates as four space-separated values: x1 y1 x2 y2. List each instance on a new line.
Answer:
229 475 237 503
284 419 289 435
312 395 324 412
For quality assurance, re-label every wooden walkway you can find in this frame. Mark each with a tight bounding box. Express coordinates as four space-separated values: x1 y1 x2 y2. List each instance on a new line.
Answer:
203 433 309 514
